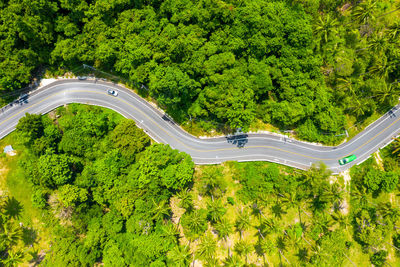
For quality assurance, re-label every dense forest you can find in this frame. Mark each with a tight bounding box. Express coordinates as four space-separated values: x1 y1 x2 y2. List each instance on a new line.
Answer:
1 104 400 266
1 0 399 142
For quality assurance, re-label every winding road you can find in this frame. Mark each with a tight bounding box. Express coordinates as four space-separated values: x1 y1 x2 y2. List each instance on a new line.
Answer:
1 79 399 174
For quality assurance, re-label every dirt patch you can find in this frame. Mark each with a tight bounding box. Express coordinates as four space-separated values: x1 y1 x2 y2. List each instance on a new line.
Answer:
340 170 351 215
374 152 384 170
0 161 9 189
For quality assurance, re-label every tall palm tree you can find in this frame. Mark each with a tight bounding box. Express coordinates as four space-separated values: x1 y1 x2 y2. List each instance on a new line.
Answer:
176 189 194 212
167 245 192 267
313 14 339 45
207 199 226 223
392 137 400 156
160 222 180 244
373 82 400 105
223 254 243 267
368 32 387 55
368 55 394 80
234 240 253 265
377 202 400 222
151 199 171 222
215 218 233 243
351 0 377 25
1 250 24 267
332 211 350 230
321 183 344 210
235 208 251 240
182 209 207 240
0 221 23 249
280 191 305 224
196 232 217 262
387 21 400 42
256 238 276 266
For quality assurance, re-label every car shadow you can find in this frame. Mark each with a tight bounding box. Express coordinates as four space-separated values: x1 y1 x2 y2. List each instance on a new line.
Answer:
226 134 248 148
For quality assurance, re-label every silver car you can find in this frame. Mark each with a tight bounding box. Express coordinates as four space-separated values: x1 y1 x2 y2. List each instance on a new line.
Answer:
107 89 118 97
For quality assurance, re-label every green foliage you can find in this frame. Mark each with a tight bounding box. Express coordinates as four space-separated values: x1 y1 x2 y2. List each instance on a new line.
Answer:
12 105 195 265
130 144 194 191
58 184 88 208
36 153 73 188
110 120 150 161
370 250 388 267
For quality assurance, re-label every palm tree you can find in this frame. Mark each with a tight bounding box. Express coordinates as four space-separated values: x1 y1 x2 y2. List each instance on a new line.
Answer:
207 199 226 223
351 187 369 207
313 14 339 45
160 222 180 244
196 232 217 262
167 245 192 267
256 238 276 266
284 225 302 249
392 137 400 156
373 82 400 105
214 218 233 243
0 221 23 248
351 0 377 25
377 202 400 222
182 209 207 240
223 254 243 267
387 21 400 42
368 56 391 79
151 199 171 222
348 100 365 117
235 208 251 240
321 183 344 210
368 32 387 55
234 240 253 265
332 211 350 230
1 250 24 267
176 189 194 212
280 191 306 224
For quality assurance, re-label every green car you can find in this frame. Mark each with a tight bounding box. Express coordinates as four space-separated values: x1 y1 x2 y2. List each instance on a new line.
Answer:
338 154 357 165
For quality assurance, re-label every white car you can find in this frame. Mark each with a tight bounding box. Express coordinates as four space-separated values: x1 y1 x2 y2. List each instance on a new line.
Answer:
107 89 118 97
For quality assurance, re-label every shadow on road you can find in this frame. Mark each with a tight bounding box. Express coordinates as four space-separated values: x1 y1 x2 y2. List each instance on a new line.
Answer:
226 134 248 148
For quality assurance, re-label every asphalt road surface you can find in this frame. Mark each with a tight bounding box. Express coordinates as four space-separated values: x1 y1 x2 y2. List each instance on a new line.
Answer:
1 79 399 174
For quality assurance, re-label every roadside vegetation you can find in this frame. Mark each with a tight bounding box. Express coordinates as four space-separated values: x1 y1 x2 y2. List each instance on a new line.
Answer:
1 104 400 266
1 0 400 143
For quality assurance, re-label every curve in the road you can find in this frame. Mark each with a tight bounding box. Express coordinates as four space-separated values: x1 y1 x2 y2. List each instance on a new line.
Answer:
1 79 399 174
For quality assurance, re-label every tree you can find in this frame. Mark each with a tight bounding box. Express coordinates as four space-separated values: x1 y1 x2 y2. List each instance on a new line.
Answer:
196 232 217 262
222 254 243 267
58 184 88 208
234 240 253 264
392 137 400 156
167 245 191 267
313 14 338 45
110 120 150 161
181 209 208 240
207 199 226 223
370 250 388 267
351 0 377 25
235 208 251 240
36 153 73 188
150 199 171 222
176 189 194 213
16 113 44 145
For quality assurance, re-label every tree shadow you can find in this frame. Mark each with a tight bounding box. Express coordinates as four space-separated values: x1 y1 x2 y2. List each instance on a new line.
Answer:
271 203 286 219
226 134 248 148
22 227 38 246
4 197 23 219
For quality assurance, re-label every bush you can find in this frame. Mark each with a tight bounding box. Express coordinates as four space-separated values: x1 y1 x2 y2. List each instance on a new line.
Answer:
227 197 235 205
